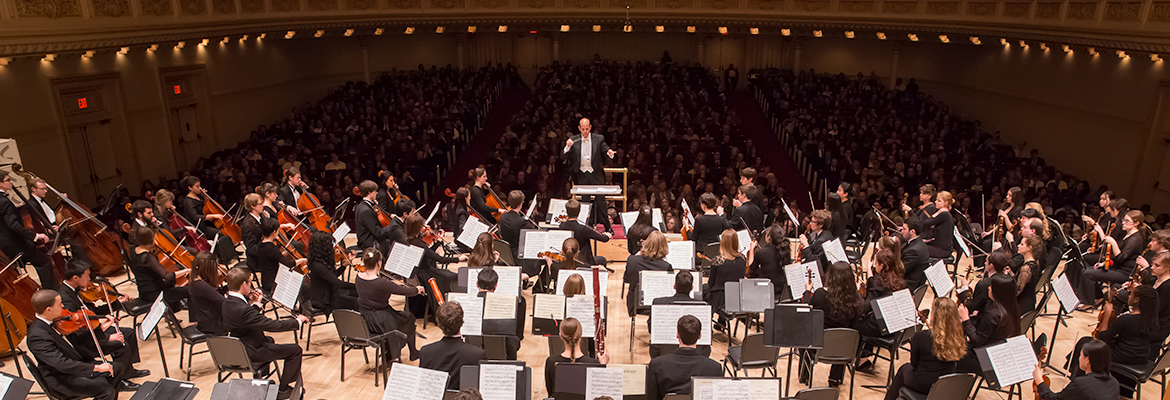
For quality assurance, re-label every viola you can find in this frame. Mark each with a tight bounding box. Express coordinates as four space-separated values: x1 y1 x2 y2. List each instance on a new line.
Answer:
78 279 121 304
53 308 102 335
1034 345 1051 400
1092 286 1118 339
295 185 333 233
538 251 565 262
201 192 242 245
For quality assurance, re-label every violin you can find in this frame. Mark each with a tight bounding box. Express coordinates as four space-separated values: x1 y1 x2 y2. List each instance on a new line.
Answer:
1092 286 1118 339
1034 344 1051 400
53 308 103 335
355 187 394 227
420 226 444 247
538 251 565 262
201 192 242 245
78 278 121 304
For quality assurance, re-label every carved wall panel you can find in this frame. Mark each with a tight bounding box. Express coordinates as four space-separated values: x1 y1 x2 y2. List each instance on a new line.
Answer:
838 0 873 12
212 0 236 13
385 0 416 7
240 0 264 12
1034 2 1059 18
430 0 464 7
16 0 82 17
966 1 995 15
567 0 599 7
140 0 172 15
702 0 735 9
1066 2 1095 19
473 0 504 7
1003 2 1029 16
1104 2 1139 20
271 0 298 11
925 1 956 14
655 0 690 8
94 0 131 16
609 0 646 7
883 1 916 13
308 0 336 10
1151 2 1170 21
179 0 207 15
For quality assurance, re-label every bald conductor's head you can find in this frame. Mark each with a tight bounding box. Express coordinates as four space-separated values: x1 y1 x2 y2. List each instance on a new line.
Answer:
579 118 591 136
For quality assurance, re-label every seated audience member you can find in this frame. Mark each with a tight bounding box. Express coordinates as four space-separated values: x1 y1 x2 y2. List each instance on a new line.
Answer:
544 317 610 395
646 315 723 399
187 251 226 335
221 267 309 400
1031 339 1119 400
475 268 525 359
420 301 488 390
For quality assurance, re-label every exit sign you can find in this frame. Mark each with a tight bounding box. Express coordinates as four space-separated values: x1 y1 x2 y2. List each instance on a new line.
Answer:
77 97 88 109
173 85 182 94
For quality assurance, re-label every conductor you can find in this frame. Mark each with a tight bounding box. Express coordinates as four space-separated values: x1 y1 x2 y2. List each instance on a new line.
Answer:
562 117 616 233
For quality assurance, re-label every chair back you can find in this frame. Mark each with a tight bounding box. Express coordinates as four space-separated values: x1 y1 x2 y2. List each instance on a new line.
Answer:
207 336 256 373
20 353 60 399
492 239 516 266
700 243 721 269
442 390 461 400
816 328 860 364
163 309 197 341
662 394 691 400
1148 346 1170 379
911 285 928 309
925 373 976 400
795 387 839 400
740 333 780 365
1020 309 1040 336
333 309 374 342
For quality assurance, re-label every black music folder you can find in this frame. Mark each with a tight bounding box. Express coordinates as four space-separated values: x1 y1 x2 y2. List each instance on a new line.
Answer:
763 304 824 348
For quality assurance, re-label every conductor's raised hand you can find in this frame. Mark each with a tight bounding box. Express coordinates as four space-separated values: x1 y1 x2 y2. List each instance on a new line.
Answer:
606 149 616 158
566 138 574 148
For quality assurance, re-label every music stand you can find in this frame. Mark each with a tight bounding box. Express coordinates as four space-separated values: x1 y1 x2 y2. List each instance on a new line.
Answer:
459 361 531 400
763 304 824 397
0 371 32 400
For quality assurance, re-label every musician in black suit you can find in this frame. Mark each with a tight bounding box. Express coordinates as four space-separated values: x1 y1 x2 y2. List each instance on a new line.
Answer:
692 193 730 252
27 289 138 399
497 190 540 285
419 301 487 390
179 176 239 264
1031 339 1119 400
901 217 931 290
562 117 616 233
731 185 764 235
648 273 712 358
221 267 309 400
799 209 836 273
27 177 92 266
474 268 524 360
558 199 612 267
0 170 55 289
645 315 723 400
277 167 307 217
355 180 393 256
738 167 765 206
58 260 147 377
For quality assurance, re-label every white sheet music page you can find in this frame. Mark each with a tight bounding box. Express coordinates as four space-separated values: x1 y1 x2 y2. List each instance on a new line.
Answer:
445 293 483 336
585 367 624 400
711 380 749 400
640 271 676 307
383 363 449 400
650 304 712 345
925 260 954 297
564 295 599 338
735 229 752 255
823 238 847 263
1052 274 1080 314
457 216 491 248
665 241 695 270
954 227 971 257
876 288 918 333
606 364 646 395
533 293 565 320
424 203 440 225
525 195 539 220
332 222 350 245
746 379 782 400
0 373 12 396
556 269 609 298
681 199 696 226
652 208 664 229
483 292 517 320
478 363 519 400
521 229 572 259
782 201 799 227
985 335 1038 387
384 243 424 278
620 211 638 227
783 261 822 300
466 267 522 297
138 294 167 341
272 267 305 310
548 199 568 222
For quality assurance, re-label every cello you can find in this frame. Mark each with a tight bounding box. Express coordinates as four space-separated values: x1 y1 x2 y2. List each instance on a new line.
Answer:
201 192 242 245
0 251 37 355
121 217 193 287
295 183 333 233
11 165 124 277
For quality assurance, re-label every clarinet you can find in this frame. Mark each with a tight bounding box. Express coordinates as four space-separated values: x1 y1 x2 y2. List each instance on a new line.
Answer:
592 266 605 356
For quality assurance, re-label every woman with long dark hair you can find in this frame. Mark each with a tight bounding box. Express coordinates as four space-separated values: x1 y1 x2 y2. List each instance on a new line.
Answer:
801 261 864 386
404 213 465 317
750 223 791 297
306 231 357 313
467 232 502 267
956 273 1019 373
1066 284 1158 396
706 229 752 326
447 186 471 242
1032 339 1119 399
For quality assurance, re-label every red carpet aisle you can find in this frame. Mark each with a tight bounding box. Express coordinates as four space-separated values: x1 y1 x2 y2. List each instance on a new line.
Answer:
430 88 532 200
727 91 814 211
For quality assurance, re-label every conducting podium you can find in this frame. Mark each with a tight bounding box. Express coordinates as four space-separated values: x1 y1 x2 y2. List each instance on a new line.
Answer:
571 167 628 212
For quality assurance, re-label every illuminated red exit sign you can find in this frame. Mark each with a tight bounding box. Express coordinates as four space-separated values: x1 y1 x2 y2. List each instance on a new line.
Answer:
77 97 88 109
173 85 182 94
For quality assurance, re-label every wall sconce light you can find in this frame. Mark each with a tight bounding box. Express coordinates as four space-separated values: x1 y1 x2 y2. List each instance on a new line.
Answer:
875 32 885 40
435 27 444 34
344 29 354 36
404 27 415 34
285 31 295 39
593 25 601 32
939 35 949 43
467 26 476 33
687 26 696 33
844 31 854 38
908 33 918 41
718 27 728 34
781 29 791 36
498 25 508 32
658 26 667 33
119 46 130 54
561 25 570 32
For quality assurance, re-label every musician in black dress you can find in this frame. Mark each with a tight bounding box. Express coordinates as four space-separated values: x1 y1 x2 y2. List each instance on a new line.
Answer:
179 176 238 264
624 231 671 316
1067 284 1157 397
250 218 305 296
956 273 1019 373
976 186 1023 268
918 191 955 259
355 180 393 256
544 317 607 396
883 297 966 400
859 249 906 338
404 213 466 318
446 187 470 247
355 247 424 362
1032 339 1119 400
750 224 791 299
707 229 751 327
800 261 863 386
376 171 404 217
624 205 656 256
1013 235 1045 314
187 251 226 335
130 225 189 311
0 170 55 289
1077 210 1147 310
306 231 356 314
691 193 730 253
468 167 501 225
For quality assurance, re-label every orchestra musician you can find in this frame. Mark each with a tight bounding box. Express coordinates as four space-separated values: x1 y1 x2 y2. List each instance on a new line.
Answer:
800 261 863 387
355 247 423 363
250 218 306 296
404 213 465 318
187 251 226 335
1065 285 1157 397
58 260 148 379
826 193 849 241
882 297 966 400
691 193 730 252
497 190 538 282
900 217 931 290
799 209 836 272
543 238 583 289
474 268 524 360
129 225 190 312
706 229 752 328
624 231 671 317
562 117 616 234
27 289 138 399
976 186 1023 268
242 192 304 259
178 176 239 264
857 248 906 369
1032 339 1119 400
256 183 283 219
467 232 503 267
956 272 1019 373
419 301 487 390
644 315 719 400
446 187 471 246
221 267 309 400
750 224 791 299
1134 229 1170 285
468 168 502 225
558 199 612 268
376 171 404 217
276 167 307 217
0 170 56 289
837 183 856 232
306 231 357 314
1013 235 1045 314
731 185 764 235
918 190 955 259
738 167 765 207
355 180 394 256
1076 210 1148 311
28 177 91 264
544 317 608 396
625 206 656 256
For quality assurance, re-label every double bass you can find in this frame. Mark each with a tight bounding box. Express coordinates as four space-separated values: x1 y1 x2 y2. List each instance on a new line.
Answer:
9 184 66 282
12 165 124 277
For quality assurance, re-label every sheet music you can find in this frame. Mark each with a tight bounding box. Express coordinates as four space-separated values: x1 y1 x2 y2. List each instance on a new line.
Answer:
639 271 703 306
783 261 822 300
585 367 624 400
620 211 638 227
875 289 918 333
457 216 491 248
483 292 517 320
681 199 695 226
985 335 1038 387
650 304 712 345
954 227 971 257
332 222 350 245
782 201 799 227
385 243 425 278
606 364 646 395
565 295 600 338
652 208 664 230
521 229 573 259
383 363 449 400
712 380 749 400
446 293 483 336
533 293 565 320
925 260 954 297
137 294 167 341
525 196 538 220
465 266 522 297
0 373 12 396
694 385 714 400
272 267 305 310
823 238 847 263
666 241 695 270
556 269 609 298
478 363 519 400
736 230 751 255
424 203 440 225
548 199 592 223
1052 274 1080 314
